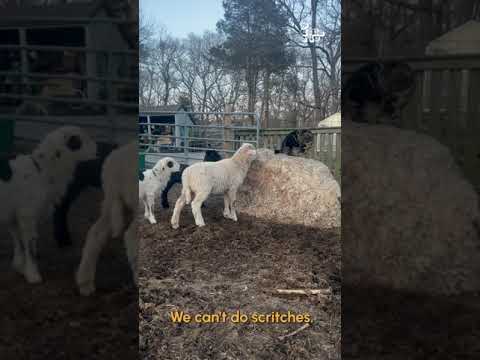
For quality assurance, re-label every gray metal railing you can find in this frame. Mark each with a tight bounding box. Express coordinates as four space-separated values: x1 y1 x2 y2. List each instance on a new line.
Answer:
138 111 260 168
0 16 138 146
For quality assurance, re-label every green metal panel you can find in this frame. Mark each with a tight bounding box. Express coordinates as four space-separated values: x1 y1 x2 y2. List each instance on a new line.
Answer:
139 153 145 173
0 119 15 154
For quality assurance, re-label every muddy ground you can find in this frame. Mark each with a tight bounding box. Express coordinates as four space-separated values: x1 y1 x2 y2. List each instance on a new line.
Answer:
139 189 341 360
343 286 480 359
0 190 138 360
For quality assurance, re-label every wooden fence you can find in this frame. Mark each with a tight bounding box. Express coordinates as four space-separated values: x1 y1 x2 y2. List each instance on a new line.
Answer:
344 55 480 191
235 127 341 182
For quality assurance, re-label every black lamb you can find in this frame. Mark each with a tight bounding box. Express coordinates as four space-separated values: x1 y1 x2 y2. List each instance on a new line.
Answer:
54 142 117 248
161 149 222 208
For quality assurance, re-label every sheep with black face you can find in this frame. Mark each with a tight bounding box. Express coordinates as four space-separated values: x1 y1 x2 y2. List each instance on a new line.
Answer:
0 126 97 284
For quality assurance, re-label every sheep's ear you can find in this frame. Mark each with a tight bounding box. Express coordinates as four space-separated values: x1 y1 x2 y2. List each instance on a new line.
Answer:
66 135 82 151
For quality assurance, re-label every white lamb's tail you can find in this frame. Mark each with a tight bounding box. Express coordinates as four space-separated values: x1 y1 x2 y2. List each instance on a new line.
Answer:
183 184 192 205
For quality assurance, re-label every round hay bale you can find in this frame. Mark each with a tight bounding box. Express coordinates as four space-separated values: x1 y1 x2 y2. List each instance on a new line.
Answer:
343 122 480 294
236 149 340 229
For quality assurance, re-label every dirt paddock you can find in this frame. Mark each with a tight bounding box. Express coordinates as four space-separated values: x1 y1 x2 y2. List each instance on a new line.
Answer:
139 191 341 359
343 286 480 359
0 189 138 359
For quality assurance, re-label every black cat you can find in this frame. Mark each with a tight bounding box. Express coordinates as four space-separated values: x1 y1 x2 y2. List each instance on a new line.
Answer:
275 129 314 156
342 61 415 124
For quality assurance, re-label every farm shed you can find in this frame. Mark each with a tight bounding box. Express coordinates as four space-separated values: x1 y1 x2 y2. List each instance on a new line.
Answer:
0 0 137 106
139 105 196 148
318 112 341 128
426 20 480 55
0 1 138 148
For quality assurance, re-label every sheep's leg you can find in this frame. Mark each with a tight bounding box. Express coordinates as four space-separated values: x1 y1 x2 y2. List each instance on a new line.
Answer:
227 189 238 222
54 185 80 248
171 193 186 229
161 182 172 209
191 191 209 227
223 193 233 219
161 189 170 209
142 198 149 219
17 216 42 283
76 214 111 296
124 218 138 286
31 236 38 258
53 202 71 248
9 226 24 274
146 194 157 224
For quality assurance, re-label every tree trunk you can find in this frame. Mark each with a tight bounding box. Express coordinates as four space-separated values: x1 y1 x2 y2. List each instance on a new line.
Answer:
163 74 170 106
310 0 321 124
246 65 258 125
262 70 271 128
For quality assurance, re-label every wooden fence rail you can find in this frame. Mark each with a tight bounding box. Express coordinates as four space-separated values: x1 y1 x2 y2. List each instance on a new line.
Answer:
344 55 480 191
235 127 341 182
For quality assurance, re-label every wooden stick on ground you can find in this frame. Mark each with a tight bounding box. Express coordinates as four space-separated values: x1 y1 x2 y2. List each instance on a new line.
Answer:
274 289 331 297
278 323 311 341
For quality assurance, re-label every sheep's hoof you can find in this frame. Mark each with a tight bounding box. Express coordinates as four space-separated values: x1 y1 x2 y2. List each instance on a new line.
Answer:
76 277 95 296
171 222 179 229
76 271 95 296
78 282 95 296
196 222 206 227
148 217 157 225
223 213 237 222
24 269 42 284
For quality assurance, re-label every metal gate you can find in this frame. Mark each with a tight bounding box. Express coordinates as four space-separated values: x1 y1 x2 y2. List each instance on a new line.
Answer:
0 15 138 153
138 110 260 169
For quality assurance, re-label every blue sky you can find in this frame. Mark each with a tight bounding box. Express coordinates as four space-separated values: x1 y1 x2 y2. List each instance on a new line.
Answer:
140 0 225 38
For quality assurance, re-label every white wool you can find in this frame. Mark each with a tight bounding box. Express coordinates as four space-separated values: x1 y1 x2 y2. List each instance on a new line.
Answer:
171 143 256 228
101 141 138 237
76 141 140 296
139 157 180 224
1 126 97 284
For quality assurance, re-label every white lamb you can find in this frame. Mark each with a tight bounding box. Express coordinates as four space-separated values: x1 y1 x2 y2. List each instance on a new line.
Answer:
139 157 180 224
76 141 138 296
171 143 257 229
0 126 97 284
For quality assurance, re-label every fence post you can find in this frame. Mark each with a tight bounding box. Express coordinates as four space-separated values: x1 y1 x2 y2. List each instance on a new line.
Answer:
335 132 341 183
183 123 188 162
327 133 333 170
256 113 260 149
147 115 152 151
224 105 233 152
19 28 28 88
